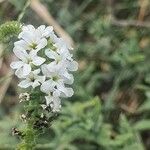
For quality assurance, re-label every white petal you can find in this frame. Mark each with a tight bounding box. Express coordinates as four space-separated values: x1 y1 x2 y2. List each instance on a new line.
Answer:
65 88 74 97
32 56 45 66
58 48 72 60
45 95 53 105
45 95 61 112
13 46 28 61
19 25 35 38
37 25 46 31
41 64 50 76
22 64 31 76
44 26 53 37
63 72 74 84
37 38 47 50
20 32 34 43
45 49 58 59
37 25 53 38
29 50 45 66
14 40 28 50
67 61 78 71
40 80 55 94
26 25 35 31
59 84 74 97
56 38 72 51
15 68 24 78
18 80 31 88
36 26 46 38
32 81 40 88
49 31 58 41
53 90 61 97
10 61 24 69
52 98 61 112
29 50 37 57
62 87 74 97
57 83 66 94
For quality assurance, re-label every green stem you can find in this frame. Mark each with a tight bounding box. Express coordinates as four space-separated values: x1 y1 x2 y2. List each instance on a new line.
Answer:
17 0 31 22
15 90 58 150
16 92 40 150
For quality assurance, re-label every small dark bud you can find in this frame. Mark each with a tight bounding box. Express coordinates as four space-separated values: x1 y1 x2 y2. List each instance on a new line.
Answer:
12 127 23 137
20 114 27 122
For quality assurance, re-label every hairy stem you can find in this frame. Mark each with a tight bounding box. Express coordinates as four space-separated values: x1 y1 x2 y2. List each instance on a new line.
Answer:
16 91 40 150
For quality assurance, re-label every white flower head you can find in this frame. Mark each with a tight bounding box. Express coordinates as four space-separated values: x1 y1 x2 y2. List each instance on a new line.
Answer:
11 24 78 112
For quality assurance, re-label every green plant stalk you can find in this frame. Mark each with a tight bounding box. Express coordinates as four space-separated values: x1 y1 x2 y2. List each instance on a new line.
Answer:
17 91 40 150
16 90 58 150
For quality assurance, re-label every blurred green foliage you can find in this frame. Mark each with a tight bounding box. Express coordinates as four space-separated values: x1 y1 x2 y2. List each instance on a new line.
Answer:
0 0 150 149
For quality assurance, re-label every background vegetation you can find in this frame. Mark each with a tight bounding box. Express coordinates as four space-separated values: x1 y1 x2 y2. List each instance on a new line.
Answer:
0 0 150 149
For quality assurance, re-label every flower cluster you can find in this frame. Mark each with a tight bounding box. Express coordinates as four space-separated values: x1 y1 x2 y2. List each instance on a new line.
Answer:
10 25 78 112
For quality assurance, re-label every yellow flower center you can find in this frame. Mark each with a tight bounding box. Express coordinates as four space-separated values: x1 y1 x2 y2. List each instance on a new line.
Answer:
52 76 59 81
29 43 37 50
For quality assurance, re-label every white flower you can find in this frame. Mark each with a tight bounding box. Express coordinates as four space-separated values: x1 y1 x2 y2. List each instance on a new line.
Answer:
45 48 78 71
41 64 74 93
10 47 45 78
41 63 73 97
37 25 53 38
45 48 71 63
41 79 74 97
45 94 61 112
54 46 72 59
54 38 73 51
44 49 77 83
18 25 47 52
45 48 64 63
18 69 45 88
40 80 55 94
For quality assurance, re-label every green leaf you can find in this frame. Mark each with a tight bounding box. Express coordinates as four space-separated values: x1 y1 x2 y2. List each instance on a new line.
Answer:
119 114 132 133
138 100 150 112
134 120 150 131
